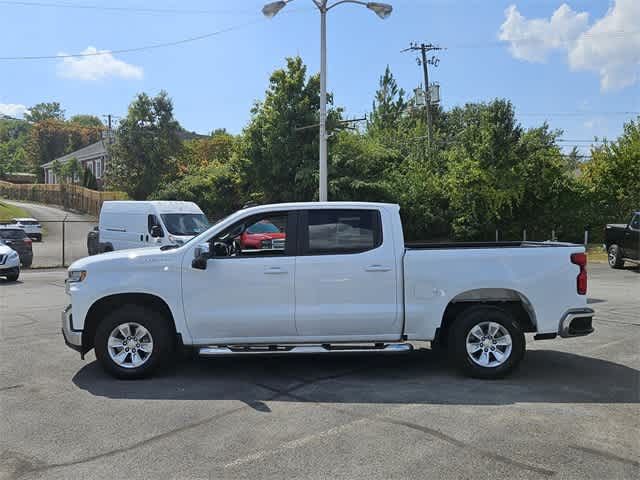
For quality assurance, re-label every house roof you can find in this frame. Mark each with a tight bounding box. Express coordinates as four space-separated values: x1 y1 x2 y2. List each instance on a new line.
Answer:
41 140 107 169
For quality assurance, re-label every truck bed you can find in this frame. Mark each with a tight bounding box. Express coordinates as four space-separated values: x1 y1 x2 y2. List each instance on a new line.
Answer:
405 241 578 250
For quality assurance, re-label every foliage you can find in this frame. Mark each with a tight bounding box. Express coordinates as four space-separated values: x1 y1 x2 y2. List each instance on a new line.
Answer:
25 119 103 179
106 91 182 199
242 56 342 202
581 117 640 228
0 117 30 177
61 157 81 184
69 115 104 128
82 166 98 190
24 102 65 123
0 200 30 222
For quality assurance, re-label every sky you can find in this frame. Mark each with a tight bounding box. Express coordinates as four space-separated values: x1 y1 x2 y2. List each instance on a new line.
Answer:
1 0 639 155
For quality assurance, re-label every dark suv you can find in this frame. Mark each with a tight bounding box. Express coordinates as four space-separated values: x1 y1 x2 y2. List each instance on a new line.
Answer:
0 228 33 267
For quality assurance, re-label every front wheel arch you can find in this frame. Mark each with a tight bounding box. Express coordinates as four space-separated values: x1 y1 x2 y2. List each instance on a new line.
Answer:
82 293 177 352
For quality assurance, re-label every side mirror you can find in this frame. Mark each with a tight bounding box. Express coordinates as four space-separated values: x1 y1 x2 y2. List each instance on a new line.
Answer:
150 225 164 238
192 242 210 270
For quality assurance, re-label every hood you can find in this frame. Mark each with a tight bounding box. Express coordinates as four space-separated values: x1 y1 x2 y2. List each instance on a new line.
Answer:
0 244 16 255
68 246 178 271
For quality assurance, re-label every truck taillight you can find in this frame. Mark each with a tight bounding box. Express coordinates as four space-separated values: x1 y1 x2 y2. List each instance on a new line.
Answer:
24 238 32 245
571 252 587 295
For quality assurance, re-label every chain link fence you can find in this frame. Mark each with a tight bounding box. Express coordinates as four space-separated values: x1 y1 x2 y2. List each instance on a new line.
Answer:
22 220 96 268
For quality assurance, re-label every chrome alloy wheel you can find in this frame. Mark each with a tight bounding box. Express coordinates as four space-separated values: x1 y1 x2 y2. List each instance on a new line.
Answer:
107 322 154 369
608 248 617 266
465 321 513 368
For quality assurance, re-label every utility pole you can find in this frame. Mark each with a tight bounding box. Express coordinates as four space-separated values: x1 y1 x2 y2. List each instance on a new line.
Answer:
402 42 443 148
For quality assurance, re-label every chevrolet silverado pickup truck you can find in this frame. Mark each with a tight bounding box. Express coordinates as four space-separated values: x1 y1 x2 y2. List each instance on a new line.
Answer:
605 211 639 268
62 202 594 380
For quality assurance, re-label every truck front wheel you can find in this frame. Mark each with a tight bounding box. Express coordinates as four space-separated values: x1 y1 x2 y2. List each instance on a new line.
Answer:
94 305 174 379
449 306 525 379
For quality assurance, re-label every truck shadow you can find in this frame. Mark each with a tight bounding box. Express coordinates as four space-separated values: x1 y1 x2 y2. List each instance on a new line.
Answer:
72 349 639 408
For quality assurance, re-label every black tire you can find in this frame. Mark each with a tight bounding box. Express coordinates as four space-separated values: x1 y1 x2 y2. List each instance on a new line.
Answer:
5 268 19 282
449 305 525 379
608 244 624 269
94 305 174 379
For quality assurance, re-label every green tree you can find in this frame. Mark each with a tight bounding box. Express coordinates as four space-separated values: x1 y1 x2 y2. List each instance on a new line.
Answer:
367 65 406 136
107 91 182 199
24 102 65 123
581 116 640 229
69 115 104 128
25 119 102 180
242 56 342 202
61 156 81 184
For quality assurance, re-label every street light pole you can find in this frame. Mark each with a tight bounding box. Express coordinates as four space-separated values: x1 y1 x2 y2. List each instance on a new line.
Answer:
263 0 393 202
319 2 328 201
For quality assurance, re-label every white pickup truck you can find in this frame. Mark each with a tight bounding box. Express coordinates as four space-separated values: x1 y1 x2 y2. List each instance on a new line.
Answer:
62 202 594 379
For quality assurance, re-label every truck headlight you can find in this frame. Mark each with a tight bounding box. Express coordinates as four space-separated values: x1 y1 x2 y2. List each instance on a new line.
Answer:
68 270 87 283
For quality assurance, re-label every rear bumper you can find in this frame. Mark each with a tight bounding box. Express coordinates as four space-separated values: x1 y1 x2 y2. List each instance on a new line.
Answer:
559 308 595 338
61 305 84 353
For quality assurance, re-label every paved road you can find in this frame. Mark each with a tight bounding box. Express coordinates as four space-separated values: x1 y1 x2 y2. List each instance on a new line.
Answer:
1 200 95 267
0 264 638 480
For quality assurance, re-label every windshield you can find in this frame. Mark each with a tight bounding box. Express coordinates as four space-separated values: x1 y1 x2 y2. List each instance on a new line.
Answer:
161 213 210 236
246 221 280 234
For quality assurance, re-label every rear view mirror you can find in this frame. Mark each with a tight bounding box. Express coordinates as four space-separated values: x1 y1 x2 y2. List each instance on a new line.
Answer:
150 225 163 238
192 242 210 270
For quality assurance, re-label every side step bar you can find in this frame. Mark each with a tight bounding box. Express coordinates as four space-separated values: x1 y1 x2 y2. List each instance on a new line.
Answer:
198 343 413 357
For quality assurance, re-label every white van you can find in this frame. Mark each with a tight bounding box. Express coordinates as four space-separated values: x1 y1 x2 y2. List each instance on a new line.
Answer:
98 201 210 252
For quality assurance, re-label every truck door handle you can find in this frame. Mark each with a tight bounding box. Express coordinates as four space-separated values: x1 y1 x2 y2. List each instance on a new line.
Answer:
365 264 391 272
264 266 287 274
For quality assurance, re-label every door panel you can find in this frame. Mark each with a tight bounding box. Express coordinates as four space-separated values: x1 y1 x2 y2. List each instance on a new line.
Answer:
294 209 401 340
624 214 640 259
182 256 296 342
181 210 297 343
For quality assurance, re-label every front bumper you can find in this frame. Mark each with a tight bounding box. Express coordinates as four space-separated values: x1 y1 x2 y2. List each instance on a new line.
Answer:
559 308 595 338
61 305 84 354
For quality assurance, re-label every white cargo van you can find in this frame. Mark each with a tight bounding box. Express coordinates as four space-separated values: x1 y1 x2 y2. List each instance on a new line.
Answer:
97 201 209 251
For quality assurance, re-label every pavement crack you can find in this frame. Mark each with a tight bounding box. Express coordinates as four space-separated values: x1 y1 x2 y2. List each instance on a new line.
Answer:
0 384 24 392
570 445 640 468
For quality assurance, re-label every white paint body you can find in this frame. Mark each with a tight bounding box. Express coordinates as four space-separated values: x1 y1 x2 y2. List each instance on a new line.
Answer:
0 243 20 272
98 200 208 251
66 202 589 347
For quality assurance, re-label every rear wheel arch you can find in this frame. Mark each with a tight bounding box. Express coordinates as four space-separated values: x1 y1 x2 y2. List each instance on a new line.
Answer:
434 288 536 348
82 293 177 351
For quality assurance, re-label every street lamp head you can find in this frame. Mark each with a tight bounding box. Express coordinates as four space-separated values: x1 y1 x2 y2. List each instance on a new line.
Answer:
262 1 287 18
366 2 393 19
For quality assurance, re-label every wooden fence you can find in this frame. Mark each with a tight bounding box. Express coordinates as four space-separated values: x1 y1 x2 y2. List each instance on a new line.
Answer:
0 181 127 217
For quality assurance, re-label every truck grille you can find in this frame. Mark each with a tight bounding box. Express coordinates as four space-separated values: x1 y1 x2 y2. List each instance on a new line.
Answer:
0 255 5 265
272 238 285 250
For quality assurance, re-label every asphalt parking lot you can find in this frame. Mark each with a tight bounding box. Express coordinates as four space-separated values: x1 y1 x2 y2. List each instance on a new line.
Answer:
1 263 638 480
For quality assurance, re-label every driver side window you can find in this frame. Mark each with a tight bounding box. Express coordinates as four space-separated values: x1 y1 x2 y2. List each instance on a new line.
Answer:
212 212 291 258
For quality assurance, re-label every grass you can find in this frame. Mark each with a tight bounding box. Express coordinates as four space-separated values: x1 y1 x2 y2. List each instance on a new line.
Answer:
0 200 30 222
587 243 608 263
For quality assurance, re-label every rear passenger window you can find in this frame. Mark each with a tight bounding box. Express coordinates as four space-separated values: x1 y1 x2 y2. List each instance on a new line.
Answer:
630 215 640 230
304 209 381 255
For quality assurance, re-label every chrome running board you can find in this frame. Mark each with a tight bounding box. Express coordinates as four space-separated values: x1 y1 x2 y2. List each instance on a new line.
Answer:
198 343 413 356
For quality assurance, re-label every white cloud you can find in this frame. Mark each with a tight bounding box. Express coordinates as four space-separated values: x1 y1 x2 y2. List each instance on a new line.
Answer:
57 46 143 81
0 103 28 118
499 4 589 62
499 1 640 91
569 0 640 91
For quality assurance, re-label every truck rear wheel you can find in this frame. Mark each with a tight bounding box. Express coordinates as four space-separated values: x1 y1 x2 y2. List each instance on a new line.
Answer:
608 244 624 269
94 305 174 379
449 305 525 379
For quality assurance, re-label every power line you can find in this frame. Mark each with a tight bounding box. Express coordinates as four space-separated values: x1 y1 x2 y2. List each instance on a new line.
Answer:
0 20 263 60
519 111 639 117
0 0 261 15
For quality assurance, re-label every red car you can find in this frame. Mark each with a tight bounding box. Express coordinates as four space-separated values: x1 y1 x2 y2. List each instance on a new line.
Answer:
239 220 286 250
